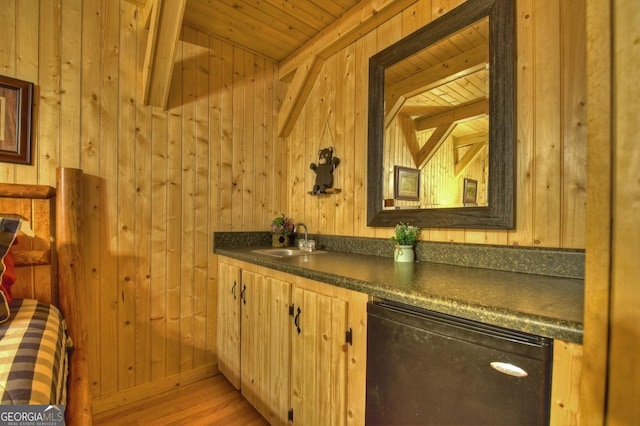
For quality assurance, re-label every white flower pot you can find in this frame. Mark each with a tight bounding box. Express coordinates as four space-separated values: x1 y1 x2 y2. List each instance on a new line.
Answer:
394 245 414 262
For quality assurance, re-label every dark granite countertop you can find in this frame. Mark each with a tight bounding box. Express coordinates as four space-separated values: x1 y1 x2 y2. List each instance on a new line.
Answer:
214 232 584 343
214 234 584 344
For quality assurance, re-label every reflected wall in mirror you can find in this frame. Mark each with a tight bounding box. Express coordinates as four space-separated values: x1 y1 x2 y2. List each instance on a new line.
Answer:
385 18 489 210
368 0 515 229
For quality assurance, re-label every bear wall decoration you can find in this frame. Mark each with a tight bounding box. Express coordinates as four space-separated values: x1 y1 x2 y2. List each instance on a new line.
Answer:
309 147 340 195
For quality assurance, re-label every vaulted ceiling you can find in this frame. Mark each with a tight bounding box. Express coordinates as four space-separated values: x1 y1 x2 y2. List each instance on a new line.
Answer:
129 0 363 63
130 0 417 136
182 0 363 63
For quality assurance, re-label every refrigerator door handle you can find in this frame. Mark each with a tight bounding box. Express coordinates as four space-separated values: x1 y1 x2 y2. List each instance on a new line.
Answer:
490 361 529 378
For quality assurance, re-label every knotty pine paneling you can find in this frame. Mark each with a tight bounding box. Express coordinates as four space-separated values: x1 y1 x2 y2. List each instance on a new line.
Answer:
0 0 586 410
0 0 285 408
286 0 586 248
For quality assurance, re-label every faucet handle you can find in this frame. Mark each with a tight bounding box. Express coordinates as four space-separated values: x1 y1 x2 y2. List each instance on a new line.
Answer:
298 239 315 252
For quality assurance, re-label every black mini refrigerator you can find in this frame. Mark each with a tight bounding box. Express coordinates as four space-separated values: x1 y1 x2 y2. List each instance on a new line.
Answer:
365 301 553 425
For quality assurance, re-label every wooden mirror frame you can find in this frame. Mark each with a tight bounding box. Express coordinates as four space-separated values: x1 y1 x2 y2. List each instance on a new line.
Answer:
367 0 516 229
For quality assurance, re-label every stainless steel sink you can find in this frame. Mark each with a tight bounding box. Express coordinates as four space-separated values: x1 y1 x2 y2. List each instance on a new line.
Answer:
251 248 327 258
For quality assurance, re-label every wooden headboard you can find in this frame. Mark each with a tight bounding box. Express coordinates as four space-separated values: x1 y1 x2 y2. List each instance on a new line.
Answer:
0 167 92 425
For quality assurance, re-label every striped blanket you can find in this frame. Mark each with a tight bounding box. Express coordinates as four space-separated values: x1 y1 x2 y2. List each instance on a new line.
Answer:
0 299 69 405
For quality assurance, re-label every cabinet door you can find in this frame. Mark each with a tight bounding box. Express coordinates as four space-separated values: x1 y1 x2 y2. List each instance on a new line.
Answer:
241 271 291 426
216 262 241 389
290 287 349 426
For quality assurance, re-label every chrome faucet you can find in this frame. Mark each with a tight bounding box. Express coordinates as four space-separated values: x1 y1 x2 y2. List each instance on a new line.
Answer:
296 223 308 242
295 223 314 252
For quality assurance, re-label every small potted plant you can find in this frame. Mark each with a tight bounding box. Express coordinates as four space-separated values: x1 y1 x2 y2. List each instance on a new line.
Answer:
390 222 419 262
271 214 295 247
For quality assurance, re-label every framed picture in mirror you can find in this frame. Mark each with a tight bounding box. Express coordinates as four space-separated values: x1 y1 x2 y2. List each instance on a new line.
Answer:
463 178 478 204
394 166 420 201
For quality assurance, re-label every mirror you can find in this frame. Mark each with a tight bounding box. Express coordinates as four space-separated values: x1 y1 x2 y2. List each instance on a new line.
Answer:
385 17 490 209
367 0 515 229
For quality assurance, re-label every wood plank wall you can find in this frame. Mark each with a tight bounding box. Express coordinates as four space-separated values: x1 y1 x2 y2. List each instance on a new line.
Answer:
0 0 286 409
0 0 586 410
287 0 586 248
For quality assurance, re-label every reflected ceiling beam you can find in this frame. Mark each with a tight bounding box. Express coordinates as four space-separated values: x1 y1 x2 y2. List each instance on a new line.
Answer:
142 0 187 109
404 99 488 169
399 114 421 162
415 99 488 131
385 44 488 128
413 123 455 169
453 133 487 176
277 0 418 137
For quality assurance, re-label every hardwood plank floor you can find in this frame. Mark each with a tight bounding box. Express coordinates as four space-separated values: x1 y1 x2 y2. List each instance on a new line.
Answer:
93 374 269 425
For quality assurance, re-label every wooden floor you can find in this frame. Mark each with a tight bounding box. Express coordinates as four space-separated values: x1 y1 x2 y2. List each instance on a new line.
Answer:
93 374 269 425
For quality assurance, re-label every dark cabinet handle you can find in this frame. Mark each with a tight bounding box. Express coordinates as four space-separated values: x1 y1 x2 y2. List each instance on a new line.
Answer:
231 281 237 300
294 307 301 334
240 284 247 305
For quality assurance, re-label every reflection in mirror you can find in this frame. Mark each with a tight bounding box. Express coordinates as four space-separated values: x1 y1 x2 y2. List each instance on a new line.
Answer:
367 0 515 229
384 18 489 210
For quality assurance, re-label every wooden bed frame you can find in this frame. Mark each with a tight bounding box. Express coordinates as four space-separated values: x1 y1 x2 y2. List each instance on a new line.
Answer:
0 167 92 425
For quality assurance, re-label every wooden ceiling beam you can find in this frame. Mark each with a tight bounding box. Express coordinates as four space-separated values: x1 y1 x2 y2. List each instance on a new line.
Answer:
278 56 326 138
277 0 418 137
142 0 187 109
279 0 418 80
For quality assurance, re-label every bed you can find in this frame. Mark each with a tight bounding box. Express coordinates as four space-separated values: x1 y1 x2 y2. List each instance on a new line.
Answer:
0 167 91 425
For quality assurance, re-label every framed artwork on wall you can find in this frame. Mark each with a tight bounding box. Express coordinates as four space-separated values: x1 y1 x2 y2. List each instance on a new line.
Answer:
463 178 478 204
0 75 33 165
394 166 420 200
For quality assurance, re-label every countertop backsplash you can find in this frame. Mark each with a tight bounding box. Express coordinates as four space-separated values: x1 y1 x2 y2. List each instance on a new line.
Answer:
213 232 584 279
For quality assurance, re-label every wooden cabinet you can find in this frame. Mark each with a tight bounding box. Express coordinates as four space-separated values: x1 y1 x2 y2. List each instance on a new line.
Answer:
240 270 291 425
217 263 292 425
290 286 349 425
216 262 241 389
217 258 368 426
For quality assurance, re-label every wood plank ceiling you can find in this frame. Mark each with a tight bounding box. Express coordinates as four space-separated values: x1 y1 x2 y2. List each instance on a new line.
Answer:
182 0 362 63
134 0 418 134
130 0 362 63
